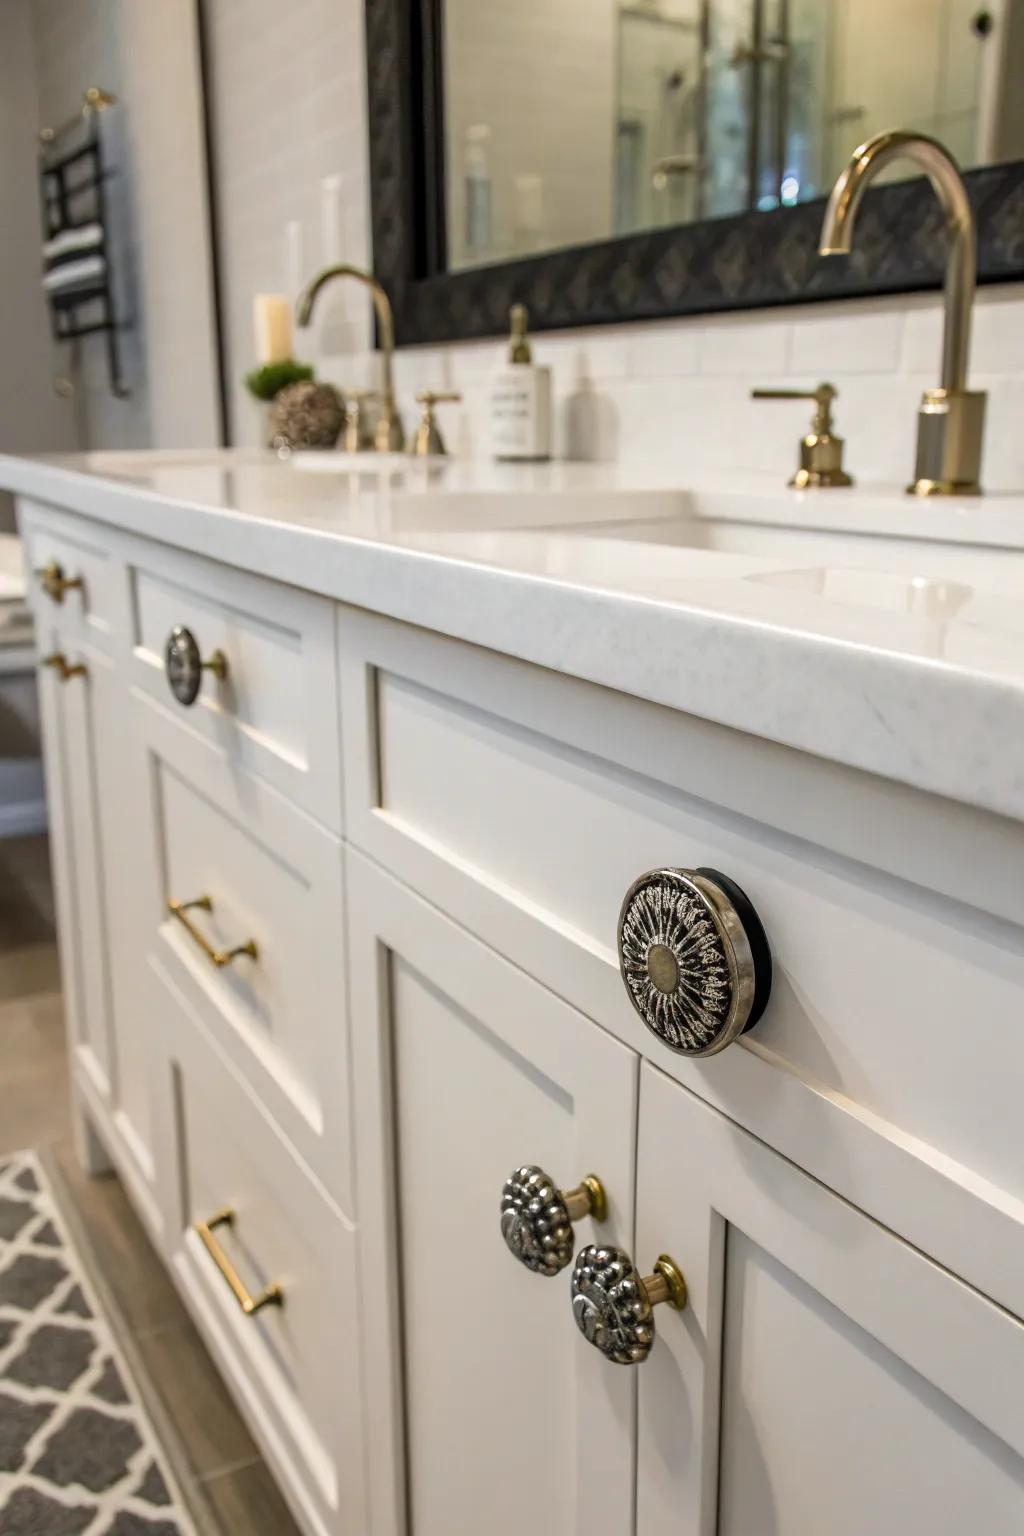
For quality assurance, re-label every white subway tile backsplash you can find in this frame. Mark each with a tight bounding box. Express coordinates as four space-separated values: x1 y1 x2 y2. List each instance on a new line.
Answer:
790 304 904 375
696 315 790 376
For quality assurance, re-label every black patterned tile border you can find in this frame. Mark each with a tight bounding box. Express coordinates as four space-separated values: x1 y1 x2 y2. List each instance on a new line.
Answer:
0 1151 193 1535
365 0 1024 346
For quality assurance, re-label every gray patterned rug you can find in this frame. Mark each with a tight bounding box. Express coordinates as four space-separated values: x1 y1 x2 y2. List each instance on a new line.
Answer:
0 1151 194 1535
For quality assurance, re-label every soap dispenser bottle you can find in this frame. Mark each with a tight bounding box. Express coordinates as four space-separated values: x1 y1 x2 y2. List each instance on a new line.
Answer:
490 304 552 462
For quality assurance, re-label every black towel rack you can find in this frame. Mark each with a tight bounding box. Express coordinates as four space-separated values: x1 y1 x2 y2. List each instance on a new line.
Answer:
39 88 129 399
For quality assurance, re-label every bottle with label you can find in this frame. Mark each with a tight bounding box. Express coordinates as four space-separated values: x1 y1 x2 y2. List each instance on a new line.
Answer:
489 304 552 462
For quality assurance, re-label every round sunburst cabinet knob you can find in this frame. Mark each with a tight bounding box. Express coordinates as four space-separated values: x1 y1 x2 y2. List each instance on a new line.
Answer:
500 1166 607 1275
164 626 228 707
617 866 771 1057
571 1245 687 1365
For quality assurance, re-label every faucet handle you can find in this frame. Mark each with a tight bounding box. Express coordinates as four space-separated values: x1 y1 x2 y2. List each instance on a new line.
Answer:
411 390 462 458
340 388 379 452
751 382 853 489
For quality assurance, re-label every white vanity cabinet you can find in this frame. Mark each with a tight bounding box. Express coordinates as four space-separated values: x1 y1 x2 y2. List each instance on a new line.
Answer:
15 480 1024 1536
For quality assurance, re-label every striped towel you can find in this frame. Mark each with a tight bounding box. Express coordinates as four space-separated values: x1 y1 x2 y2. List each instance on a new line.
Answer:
42 221 103 262
42 221 106 298
42 253 106 296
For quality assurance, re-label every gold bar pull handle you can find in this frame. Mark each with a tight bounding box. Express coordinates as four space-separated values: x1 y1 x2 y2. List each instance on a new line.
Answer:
195 1208 283 1316
167 895 259 969
41 651 87 681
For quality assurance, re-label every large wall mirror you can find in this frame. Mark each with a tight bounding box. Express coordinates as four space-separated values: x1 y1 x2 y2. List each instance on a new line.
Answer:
367 0 1024 344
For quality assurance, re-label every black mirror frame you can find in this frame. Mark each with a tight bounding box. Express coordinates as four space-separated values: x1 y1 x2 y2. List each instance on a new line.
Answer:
366 0 1024 348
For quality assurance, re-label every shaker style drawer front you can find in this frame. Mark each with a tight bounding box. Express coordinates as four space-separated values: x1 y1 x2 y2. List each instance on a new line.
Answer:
154 961 366 1536
137 694 353 1212
129 543 342 830
337 607 1024 1320
633 1064 1024 1536
20 502 126 650
347 851 640 1536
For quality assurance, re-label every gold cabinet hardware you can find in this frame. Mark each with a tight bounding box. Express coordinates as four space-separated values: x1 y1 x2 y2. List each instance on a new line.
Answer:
751 382 853 488
164 626 229 707
411 390 462 457
35 560 84 604
167 895 258 969
195 1208 283 1316
501 1165 607 1274
41 651 87 682
571 1245 687 1364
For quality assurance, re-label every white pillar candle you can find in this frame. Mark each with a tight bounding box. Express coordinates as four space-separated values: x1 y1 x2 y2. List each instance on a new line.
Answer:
253 293 292 365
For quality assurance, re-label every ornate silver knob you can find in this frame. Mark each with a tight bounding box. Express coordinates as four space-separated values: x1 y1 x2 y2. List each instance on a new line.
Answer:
164 626 228 707
617 866 771 1057
500 1165 607 1275
571 1245 687 1365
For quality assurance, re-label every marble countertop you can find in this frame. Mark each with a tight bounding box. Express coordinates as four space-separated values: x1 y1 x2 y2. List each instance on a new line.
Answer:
2 447 1022 821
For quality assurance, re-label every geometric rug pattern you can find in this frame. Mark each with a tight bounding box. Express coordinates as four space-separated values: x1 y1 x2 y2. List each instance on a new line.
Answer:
0 1152 193 1534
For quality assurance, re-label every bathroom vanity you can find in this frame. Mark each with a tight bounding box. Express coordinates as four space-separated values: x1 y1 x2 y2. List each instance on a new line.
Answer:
4 449 1023 1535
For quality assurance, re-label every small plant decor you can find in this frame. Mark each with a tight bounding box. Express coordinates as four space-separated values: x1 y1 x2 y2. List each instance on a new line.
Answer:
244 359 315 402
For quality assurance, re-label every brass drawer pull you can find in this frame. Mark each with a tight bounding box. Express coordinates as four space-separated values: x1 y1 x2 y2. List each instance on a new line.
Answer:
167 895 258 968
571 1245 687 1365
41 651 87 682
35 560 84 604
195 1207 283 1316
501 1165 607 1275
164 625 229 707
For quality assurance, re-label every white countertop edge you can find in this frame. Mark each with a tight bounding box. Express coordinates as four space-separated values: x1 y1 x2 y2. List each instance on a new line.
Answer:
3 453 1022 825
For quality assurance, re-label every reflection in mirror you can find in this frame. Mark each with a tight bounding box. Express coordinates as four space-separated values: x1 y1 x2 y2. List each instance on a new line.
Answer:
443 0 1019 271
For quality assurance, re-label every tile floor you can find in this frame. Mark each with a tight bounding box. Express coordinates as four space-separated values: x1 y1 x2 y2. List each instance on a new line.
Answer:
0 835 302 1535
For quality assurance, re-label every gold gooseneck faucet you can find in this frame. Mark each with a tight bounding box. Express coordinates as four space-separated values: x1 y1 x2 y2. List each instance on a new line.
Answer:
295 265 404 452
819 130 985 497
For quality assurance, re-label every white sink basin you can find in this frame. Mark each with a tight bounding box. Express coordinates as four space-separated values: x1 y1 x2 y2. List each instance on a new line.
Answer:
289 450 447 474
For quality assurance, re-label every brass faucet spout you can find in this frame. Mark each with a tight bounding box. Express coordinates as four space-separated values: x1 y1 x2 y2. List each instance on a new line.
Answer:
819 130 973 394
295 264 403 450
820 130 984 495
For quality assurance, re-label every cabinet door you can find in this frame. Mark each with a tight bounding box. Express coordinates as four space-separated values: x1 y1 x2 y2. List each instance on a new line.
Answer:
36 627 115 1108
634 1063 1024 1536
37 626 160 1219
348 851 640 1536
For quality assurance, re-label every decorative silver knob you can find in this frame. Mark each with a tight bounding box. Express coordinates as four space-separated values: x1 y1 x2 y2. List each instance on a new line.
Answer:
500 1165 607 1275
164 626 228 707
617 866 771 1057
571 1245 687 1365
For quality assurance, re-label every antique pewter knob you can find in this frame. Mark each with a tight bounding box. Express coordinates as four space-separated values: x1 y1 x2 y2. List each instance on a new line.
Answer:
571 1244 687 1365
618 866 771 1057
164 626 228 707
500 1165 607 1275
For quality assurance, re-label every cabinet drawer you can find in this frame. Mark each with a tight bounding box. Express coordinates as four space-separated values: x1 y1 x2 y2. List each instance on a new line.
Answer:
19 501 125 650
137 693 353 1213
154 959 366 1536
338 607 1024 1319
129 541 342 829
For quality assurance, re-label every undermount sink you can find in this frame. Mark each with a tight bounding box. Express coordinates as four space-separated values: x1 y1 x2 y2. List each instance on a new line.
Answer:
565 482 1024 590
289 450 447 473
